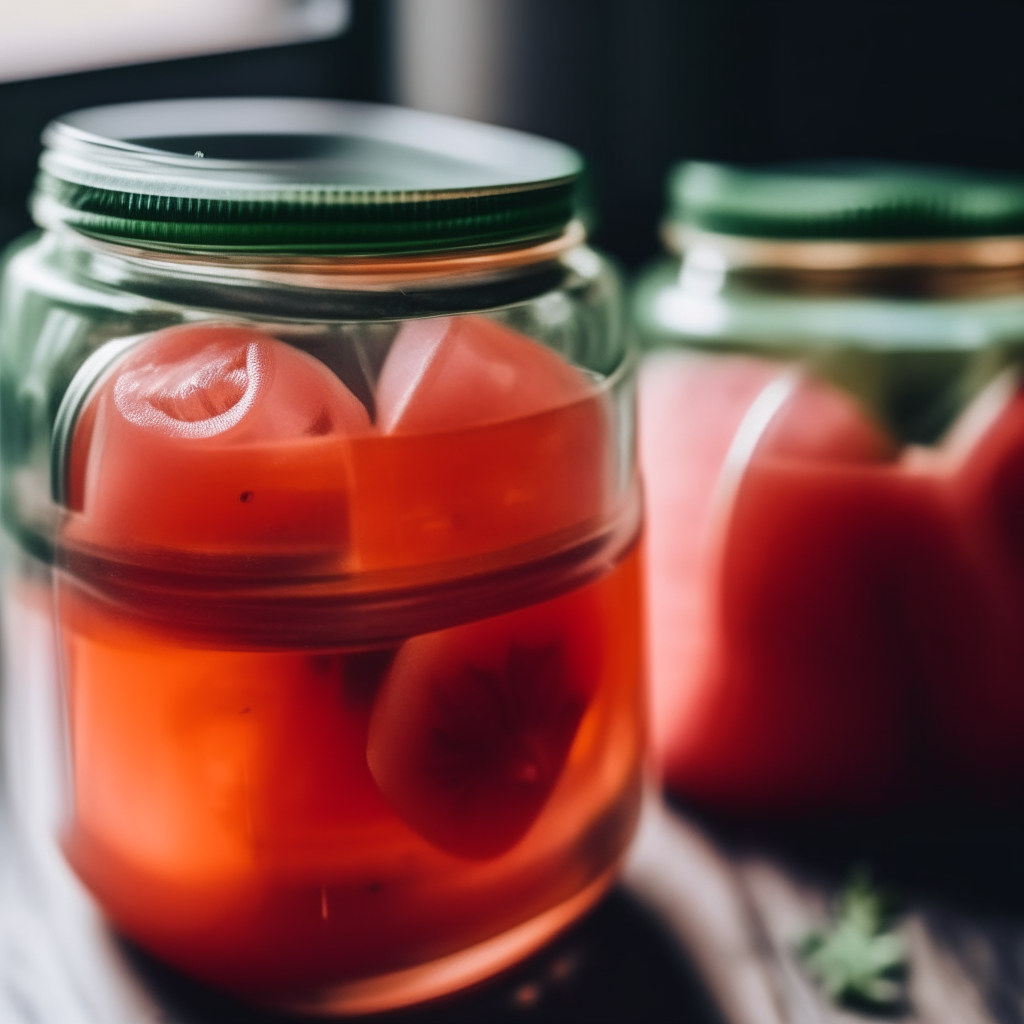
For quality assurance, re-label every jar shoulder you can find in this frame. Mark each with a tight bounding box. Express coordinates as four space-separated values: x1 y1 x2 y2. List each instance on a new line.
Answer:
632 253 1024 353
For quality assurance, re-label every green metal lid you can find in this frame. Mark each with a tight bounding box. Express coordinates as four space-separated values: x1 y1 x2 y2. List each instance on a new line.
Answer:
669 162 1024 240
32 98 584 256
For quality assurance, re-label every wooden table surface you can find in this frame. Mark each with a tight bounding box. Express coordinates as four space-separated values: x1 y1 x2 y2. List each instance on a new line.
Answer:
5 792 1024 1023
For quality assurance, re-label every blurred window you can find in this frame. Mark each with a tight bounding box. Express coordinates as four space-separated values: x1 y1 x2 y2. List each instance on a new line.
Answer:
0 0 350 83
394 0 511 124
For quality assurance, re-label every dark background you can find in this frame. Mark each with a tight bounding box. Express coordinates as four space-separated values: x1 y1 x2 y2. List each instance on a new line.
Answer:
4 0 1024 268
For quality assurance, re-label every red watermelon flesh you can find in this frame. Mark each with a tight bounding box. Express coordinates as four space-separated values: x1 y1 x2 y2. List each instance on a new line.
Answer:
950 372 1024 594
914 373 1024 794
349 315 610 571
639 351 783 769
757 377 898 463
365 584 604 859
65 323 371 557
376 315 593 434
674 462 926 810
657 371 921 810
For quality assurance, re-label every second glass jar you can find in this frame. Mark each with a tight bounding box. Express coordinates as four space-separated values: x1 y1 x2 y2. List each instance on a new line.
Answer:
636 161 1024 815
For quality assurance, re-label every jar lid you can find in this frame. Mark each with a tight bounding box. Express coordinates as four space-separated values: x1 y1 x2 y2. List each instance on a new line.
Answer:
32 98 584 255
669 162 1024 241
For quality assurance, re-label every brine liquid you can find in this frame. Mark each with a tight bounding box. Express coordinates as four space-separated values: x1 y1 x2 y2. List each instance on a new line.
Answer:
53 542 643 1004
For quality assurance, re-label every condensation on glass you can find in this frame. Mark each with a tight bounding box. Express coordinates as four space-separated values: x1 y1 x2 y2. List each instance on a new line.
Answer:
0 98 643 1015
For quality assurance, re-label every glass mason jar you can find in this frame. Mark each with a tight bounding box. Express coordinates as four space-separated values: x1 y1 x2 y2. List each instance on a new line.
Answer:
635 162 1024 816
0 98 642 1014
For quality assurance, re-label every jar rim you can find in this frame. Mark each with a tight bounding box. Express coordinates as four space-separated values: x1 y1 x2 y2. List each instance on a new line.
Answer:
665 224 1024 272
33 97 584 256
68 219 588 287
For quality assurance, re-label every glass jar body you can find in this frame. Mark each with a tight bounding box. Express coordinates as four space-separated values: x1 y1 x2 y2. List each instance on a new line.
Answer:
0 229 643 1013
634 240 1024 815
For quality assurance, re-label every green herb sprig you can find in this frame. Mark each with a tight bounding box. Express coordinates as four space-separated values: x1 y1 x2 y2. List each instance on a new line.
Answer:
799 869 907 1014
